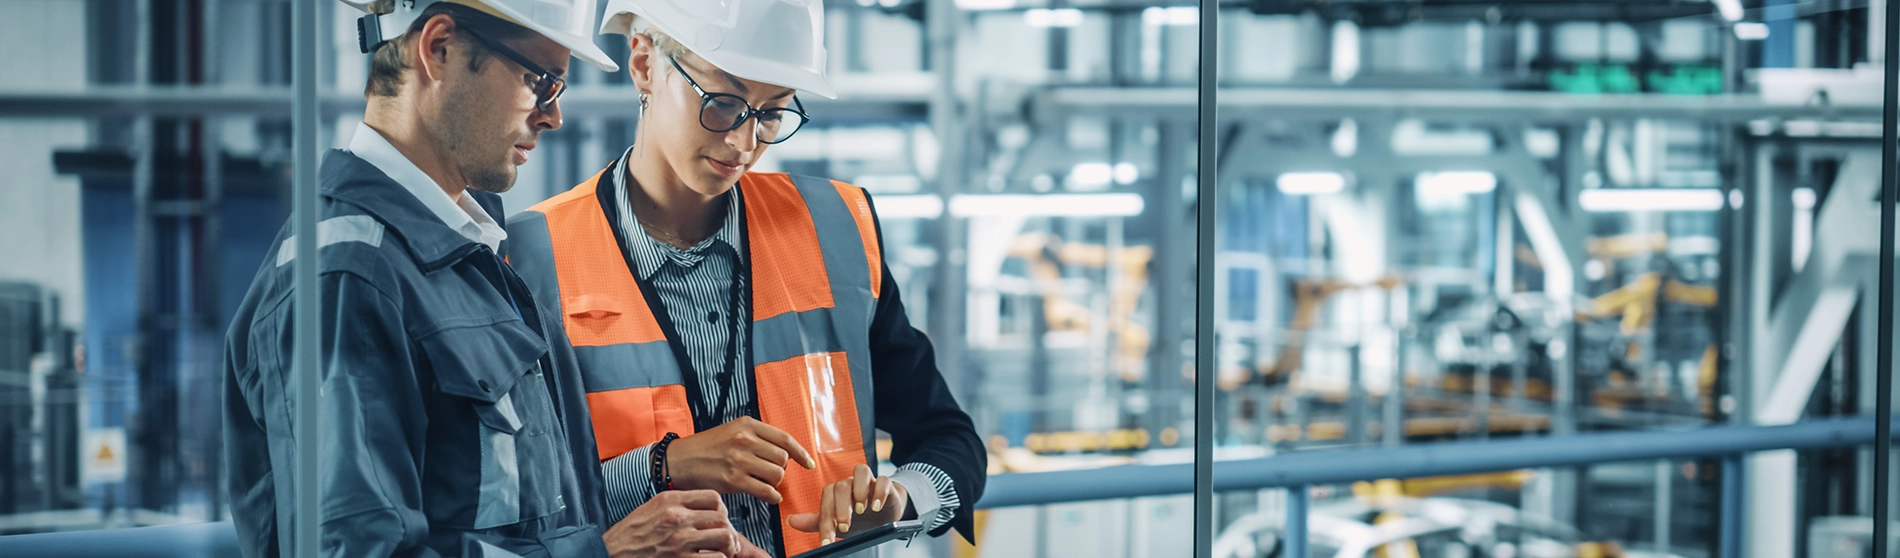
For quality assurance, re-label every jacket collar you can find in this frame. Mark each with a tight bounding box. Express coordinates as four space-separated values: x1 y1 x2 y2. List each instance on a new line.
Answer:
319 149 506 271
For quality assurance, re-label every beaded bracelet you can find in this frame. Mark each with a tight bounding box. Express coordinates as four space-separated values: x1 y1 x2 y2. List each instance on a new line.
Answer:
651 432 680 494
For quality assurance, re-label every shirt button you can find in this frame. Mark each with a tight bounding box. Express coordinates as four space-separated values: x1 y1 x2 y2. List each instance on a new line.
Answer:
707 311 720 323
477 380 491 392
735 505 750 519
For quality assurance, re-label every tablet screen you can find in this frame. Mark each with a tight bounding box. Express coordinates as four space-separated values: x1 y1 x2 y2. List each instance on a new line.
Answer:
787 519 927 558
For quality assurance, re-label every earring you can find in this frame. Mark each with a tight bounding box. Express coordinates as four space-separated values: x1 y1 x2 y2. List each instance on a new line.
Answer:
639 91 650 111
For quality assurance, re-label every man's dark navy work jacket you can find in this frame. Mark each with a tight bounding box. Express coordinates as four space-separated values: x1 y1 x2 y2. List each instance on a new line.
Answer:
222 150 610 557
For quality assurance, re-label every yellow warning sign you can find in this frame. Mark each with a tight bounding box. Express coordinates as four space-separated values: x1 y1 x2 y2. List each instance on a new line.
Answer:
84 428 126 484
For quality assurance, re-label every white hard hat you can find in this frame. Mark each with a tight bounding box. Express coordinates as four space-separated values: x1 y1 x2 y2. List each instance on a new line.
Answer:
600 0 836 99
342 0 620 72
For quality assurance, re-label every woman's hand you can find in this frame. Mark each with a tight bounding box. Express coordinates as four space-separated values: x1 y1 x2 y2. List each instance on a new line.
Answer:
665 417 815 503
787 463 909 546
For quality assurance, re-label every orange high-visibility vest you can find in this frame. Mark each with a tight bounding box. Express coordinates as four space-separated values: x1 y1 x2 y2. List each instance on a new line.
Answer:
507 168 883 556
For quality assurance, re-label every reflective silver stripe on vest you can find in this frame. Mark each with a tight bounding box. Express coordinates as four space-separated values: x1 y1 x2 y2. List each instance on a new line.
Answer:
573 341 686 392
507 208 686 393
751 307 848 367
781 174 879 470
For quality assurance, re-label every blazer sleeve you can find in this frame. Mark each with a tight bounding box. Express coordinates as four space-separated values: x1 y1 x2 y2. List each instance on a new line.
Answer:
863 194 988 541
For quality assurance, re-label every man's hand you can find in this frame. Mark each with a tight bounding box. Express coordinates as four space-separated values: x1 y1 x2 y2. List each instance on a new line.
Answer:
603 489 771 558
667 417 815 504
787 464 909 546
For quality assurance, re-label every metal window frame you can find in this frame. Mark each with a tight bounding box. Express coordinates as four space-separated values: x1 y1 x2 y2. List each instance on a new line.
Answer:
288 0 320 557
1193 1 1219 558
1874 0 1895 555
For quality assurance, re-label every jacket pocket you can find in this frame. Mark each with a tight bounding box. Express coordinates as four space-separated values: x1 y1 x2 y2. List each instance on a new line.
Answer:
421 319 545 403
418 319 551 529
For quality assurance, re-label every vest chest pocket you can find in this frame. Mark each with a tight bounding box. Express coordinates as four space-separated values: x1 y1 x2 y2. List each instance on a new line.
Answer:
419 320 567 530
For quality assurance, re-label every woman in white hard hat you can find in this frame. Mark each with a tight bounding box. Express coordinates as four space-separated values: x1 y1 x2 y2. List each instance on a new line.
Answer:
503 1 985 556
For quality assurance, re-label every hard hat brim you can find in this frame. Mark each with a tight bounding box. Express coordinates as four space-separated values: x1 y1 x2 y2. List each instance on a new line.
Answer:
699 51 837 99
597 0 834 98
475 0 620 72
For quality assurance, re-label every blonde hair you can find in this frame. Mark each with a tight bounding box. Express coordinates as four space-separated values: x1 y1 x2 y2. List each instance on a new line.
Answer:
637 24 688 59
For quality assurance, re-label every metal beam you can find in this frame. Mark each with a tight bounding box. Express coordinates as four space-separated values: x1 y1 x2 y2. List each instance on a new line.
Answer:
0 86 927 121
1034 87 1886 122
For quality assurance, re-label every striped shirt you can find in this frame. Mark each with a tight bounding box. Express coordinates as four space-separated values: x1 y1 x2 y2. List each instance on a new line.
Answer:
598 147 959 556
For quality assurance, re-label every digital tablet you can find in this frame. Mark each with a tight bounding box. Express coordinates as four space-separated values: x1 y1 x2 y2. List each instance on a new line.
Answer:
787 519 927 558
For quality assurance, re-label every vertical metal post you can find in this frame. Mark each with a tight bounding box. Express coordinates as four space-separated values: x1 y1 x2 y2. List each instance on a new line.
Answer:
926 0 969 404
1347 346 1366 445
1475 361 1492 439
1654 460 1672 553
1383 331 1406 447
1193 0 1220 557
1151 121 1189 446
1719 455 1744 558
1874 0 1897 548
289 0 322 555
1284 485 1309 558
127 0 153 526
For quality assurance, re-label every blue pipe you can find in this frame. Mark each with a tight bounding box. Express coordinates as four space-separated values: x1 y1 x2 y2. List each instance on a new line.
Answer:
1284 484 1310 558
1719 455 1744 558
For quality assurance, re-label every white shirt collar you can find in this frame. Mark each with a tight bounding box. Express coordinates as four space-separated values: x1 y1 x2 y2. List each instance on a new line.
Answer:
347 121 508 252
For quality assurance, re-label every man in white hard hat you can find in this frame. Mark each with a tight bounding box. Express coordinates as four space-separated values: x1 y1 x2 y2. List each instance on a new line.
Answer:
224 1 764 556
504 1 985 556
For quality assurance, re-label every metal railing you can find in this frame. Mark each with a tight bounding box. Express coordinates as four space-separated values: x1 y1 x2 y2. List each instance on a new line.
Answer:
973 416 1894 557
0 415 1891 557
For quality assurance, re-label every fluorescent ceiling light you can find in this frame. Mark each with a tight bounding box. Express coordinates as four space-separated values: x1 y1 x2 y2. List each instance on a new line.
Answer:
1715 0 1745 22
1024 8 1083 27
949 193 1144 217
1578 188 1725 212
1113 163 1140 185
1069 162 1114 187
874 194 945 219
1733 22 1770 40
1416 171 1497 196
1791 187 1816 210
1277 172 1346 195
1141 6 1198 26
954 0 1014 9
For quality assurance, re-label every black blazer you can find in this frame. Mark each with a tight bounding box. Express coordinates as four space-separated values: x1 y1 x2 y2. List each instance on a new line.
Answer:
862 200 988 542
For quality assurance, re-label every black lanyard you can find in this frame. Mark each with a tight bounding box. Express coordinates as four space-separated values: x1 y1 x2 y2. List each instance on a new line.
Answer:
607 162 756 430
696 254 749 428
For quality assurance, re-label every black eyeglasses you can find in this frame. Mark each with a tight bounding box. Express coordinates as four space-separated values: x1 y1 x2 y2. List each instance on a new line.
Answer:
461 25 566 113
667 55 810 145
